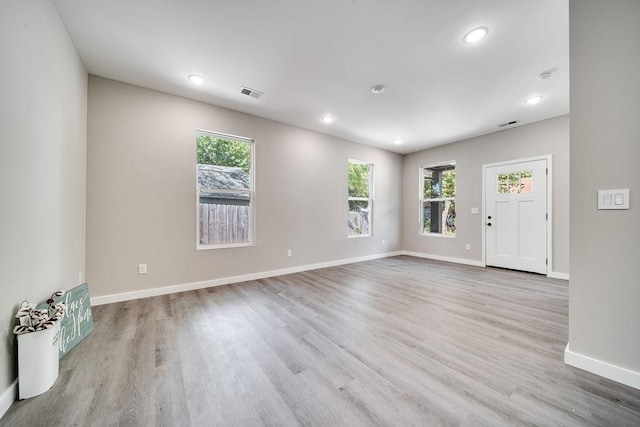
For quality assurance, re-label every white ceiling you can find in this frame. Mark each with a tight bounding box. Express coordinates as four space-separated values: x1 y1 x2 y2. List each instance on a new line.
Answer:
53 0 569 154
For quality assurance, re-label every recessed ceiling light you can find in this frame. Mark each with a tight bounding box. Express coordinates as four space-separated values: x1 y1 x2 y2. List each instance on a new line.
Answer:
188 74 205 85
394 139 402 145
371 84 386 94
524 95 544 105
463 27 488 44
321 115 333 124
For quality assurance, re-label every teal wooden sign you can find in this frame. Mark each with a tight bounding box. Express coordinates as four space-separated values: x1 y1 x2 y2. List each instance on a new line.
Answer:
37 283 94 358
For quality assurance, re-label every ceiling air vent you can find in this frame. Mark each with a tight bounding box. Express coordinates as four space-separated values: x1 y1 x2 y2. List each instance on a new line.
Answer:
497 120 519 128
240 86 264 99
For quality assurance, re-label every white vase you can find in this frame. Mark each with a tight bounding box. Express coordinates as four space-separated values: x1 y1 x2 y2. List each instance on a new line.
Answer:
17 321 60 399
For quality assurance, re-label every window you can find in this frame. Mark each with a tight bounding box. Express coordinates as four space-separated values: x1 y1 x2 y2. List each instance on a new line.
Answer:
196 130 254 248
420 162 456 236
348 160 373 237
497 170 533 194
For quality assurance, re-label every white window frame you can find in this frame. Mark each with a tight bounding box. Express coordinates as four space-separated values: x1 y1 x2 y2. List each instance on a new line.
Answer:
419 161 456 238
196 129 255 250
347 159 374 238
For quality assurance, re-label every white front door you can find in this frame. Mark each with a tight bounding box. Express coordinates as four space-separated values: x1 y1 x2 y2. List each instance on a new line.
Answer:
485 158 547 274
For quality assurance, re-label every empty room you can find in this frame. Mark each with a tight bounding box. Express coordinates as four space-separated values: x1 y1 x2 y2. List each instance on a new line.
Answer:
1 0 639 425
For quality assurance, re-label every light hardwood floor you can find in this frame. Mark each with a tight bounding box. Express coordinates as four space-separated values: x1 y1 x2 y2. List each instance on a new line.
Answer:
3 256 640 426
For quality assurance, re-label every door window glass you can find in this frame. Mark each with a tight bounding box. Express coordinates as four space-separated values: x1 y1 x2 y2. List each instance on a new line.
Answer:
497 171 533 194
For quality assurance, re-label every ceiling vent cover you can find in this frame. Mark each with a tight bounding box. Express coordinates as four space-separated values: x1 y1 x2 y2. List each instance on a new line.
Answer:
498 120 519 128
240 86 264 99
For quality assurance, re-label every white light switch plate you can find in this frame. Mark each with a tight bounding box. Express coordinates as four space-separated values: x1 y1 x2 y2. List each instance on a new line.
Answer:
598 189 629 210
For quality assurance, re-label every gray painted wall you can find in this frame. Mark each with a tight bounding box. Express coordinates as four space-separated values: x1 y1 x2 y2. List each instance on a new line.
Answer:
402 116 570 275
0 1 87 396
569 0 640 372
86 76 402 298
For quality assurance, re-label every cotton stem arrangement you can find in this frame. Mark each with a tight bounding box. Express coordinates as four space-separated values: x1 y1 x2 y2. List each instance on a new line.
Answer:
13 290 66 335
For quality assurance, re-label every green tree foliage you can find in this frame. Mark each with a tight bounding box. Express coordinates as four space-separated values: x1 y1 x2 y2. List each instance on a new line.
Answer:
197 135 250 173
349 200 369 211
348 162 370 198
424 169 456 199
442 170 456 198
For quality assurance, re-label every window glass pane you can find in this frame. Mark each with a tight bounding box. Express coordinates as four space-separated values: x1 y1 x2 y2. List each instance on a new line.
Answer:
197 133 252 246
520 170 533 193
423 201 434 233
348 160 373 237
508 172 520 193
197 135 251 186
421 163 456 236
442 170 456 198
496 170 534 194
423 200 456 235
348 162 370 198
348 200 369 236
198 203 250 244
423 170 441 198
444 200 456 235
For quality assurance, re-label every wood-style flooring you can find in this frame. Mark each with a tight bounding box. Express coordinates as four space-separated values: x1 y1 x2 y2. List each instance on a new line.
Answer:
3 256 640 426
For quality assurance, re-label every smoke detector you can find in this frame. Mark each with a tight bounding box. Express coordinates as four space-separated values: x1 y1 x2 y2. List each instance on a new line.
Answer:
240 86 264 99
537 70 554 81
371 84 386 94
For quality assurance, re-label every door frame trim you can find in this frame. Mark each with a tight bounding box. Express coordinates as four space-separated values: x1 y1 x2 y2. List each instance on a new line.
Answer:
481 154 553 275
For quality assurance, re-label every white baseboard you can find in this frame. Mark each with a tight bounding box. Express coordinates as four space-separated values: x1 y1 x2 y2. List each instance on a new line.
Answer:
0 379 18 420
403 251 570 280
91 251 403 306
564 344 640 390
548 271 570 280
402 251 485 267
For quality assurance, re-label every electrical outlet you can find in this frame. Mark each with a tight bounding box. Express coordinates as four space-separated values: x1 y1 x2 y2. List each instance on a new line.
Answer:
465 243 471 251
287 249 292 257
382 240 386 246
78 272 83 284
138 264 147 274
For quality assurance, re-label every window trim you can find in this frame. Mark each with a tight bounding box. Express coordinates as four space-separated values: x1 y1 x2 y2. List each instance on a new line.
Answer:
419 161 456 237
348 159 374 238
196 129 255 250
